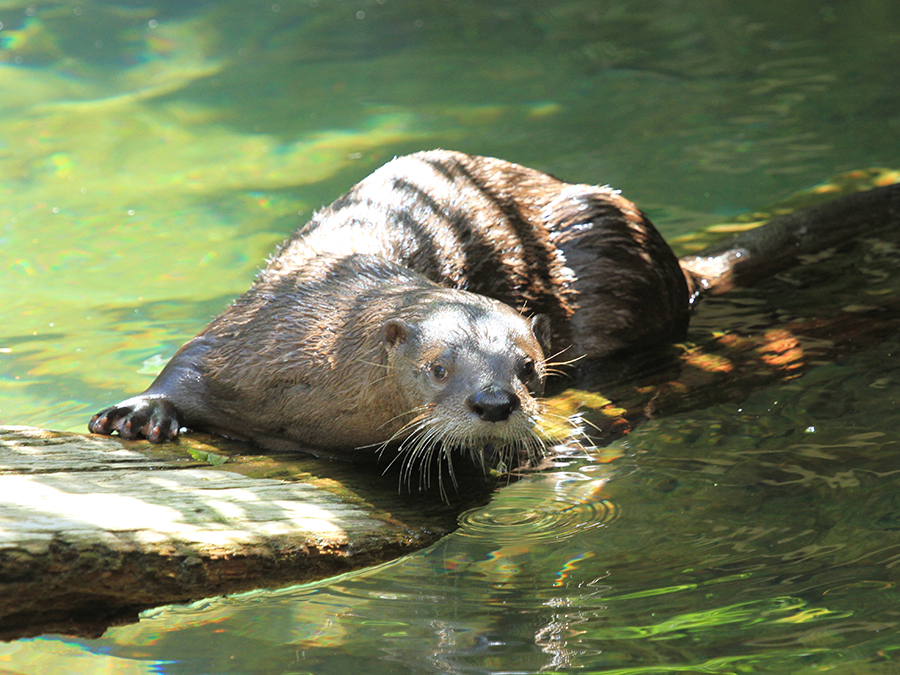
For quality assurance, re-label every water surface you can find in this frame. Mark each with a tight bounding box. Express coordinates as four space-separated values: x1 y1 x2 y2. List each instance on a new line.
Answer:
1 1 899 672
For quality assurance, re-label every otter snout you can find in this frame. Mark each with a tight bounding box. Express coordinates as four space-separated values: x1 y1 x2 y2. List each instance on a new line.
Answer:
467 385 520 422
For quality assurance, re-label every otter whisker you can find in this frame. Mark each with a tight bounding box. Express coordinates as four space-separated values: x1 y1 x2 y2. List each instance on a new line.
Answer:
575 413 604 435
391 419 481 500
542 360 580 373
545 344 575 362
404 432 443 494
387 417 444 490
537 408 583 435
356 404 436 455
542 349 586 376
421 427 452 491
351 357 391 370
377 414 434 470
375 403 436 435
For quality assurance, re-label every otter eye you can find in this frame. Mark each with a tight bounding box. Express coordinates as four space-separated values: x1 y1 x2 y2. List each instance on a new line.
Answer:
431 363 449 382
519 359 536 380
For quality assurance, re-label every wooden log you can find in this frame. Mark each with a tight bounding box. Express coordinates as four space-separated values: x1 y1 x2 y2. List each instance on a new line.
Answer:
0 427 487 640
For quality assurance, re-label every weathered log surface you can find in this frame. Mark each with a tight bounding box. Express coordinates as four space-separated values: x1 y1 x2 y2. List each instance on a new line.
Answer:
0 427 487 641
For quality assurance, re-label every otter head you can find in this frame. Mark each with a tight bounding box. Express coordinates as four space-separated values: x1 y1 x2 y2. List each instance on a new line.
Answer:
381 292 551 487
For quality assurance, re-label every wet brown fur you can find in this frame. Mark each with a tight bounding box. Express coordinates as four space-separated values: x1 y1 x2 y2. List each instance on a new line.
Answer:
89 150 687 462
267 151 690 358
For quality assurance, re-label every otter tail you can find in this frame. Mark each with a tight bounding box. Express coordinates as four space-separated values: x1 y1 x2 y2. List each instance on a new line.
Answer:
679 182 900 297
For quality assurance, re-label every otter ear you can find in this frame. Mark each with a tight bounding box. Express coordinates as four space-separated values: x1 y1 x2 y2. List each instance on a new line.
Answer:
530 314 552 354
383 319 413 348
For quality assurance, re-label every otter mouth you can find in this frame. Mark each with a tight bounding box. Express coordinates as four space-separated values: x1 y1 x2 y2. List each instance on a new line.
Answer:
373 399 549 498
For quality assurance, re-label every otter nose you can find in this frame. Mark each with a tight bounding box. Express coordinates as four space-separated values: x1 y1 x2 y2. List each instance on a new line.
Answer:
467 386 519 422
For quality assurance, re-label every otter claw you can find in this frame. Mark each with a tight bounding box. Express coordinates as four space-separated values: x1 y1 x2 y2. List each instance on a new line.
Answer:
88 398 181 443
88 413 107 433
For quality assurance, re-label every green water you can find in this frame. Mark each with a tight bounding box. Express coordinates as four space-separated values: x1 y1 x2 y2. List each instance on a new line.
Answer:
1 0 899 672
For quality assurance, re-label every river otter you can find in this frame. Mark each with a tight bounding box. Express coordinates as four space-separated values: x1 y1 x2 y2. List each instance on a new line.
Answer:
90 253 552 471
88 150 900 468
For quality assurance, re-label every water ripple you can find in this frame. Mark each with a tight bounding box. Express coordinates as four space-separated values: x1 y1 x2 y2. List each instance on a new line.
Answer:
458 474 618 544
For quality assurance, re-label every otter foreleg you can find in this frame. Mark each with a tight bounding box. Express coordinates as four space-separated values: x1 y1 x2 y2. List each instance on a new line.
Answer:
88 336 218 443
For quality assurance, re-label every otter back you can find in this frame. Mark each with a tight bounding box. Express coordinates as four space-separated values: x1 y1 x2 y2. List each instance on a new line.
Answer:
266 150 691 359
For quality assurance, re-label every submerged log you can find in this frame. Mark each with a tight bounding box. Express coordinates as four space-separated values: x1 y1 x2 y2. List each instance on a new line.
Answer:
551 295 900 452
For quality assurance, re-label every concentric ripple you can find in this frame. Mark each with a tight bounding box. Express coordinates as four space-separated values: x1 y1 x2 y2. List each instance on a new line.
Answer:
458 473 618 544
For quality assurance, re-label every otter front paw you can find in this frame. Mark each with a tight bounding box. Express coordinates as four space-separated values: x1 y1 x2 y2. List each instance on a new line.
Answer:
88 397 182 443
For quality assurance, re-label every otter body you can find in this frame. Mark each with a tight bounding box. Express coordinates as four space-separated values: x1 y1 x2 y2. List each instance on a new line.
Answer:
89 150 900 464
91 252 551 463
